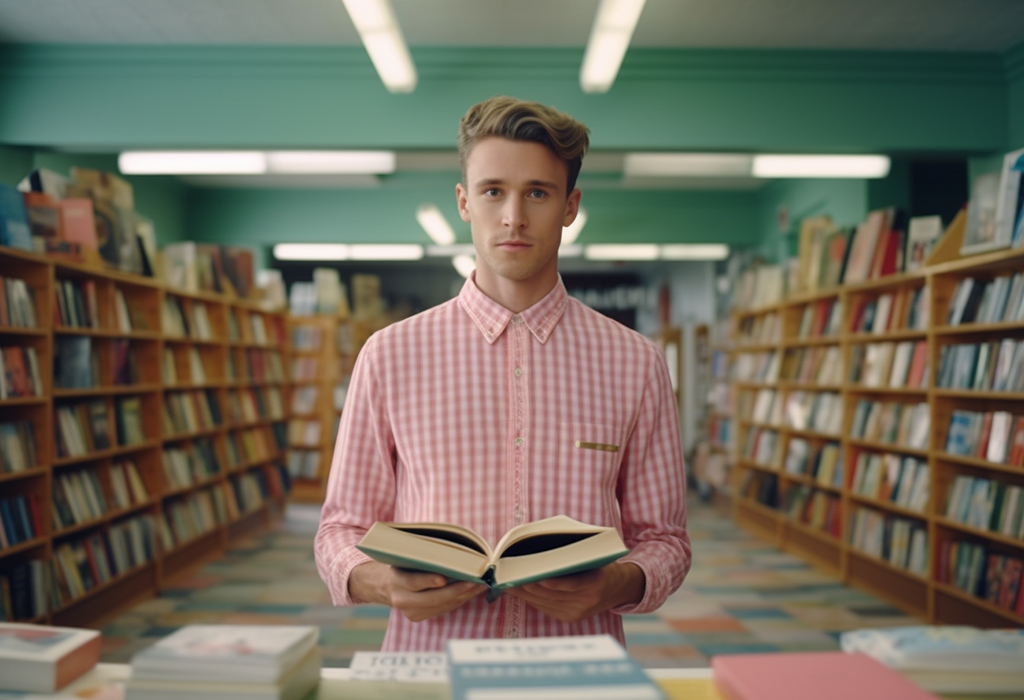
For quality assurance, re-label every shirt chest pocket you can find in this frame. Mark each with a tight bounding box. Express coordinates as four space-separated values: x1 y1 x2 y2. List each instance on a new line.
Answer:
558 422 625 486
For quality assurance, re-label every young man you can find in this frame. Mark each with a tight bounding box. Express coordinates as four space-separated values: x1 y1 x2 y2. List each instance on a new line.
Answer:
315 96 691 651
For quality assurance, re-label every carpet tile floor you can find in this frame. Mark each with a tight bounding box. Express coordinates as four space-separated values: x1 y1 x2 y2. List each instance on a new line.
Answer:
98 497 924 668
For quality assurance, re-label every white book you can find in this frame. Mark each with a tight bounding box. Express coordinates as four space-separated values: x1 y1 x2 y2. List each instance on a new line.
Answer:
987 411 1013 462
0 622 101 692
888 341 914 387
873 294 894 333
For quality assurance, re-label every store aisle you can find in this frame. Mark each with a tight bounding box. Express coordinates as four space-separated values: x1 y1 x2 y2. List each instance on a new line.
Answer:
98 497 923 668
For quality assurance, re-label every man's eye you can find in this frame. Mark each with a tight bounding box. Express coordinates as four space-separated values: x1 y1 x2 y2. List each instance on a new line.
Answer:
484 188 501 197
528 190 547 199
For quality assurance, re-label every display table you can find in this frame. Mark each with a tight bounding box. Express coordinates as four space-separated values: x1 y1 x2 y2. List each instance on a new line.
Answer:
54 663 1024 700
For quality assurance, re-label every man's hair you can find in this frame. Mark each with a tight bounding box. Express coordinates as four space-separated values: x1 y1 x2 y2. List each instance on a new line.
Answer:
457 96 590 195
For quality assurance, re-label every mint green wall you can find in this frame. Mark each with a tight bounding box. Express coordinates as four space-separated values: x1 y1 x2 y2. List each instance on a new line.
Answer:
0 46 1010 154
0 145 33 188
28 151 189 246
754 179 868 262
186 176 759 250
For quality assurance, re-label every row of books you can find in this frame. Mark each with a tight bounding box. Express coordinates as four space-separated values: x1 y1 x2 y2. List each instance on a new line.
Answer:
226 387 285 424
53 278 99 330
785 390 843 435
0 276 39 328
224 425 282 467
55 401 112 458
162 390 222 436
52 515 155 606
796 297 842 339
849 399 930 450
708 415 733 450
849 340 928 389
945 409 1024 465
0 345 44 398
780 345 842 386
782 439 843 488
54 336 98 389
936 539 1017 610
936 340 1024 392
162 346 208 385
849 285 929 335
981 553 1024 615
241 348 286 383
0 421 38 473
289 324 324 351
52 461 151 531
850 452 929 512
741 469 779 508
783 485 841 536
0 559 54 620
944 475 1024 539
744 427 780 468
160 488 223 548
288 419 323 448
162 440 221 491
286 448 321 480
733 350 780 384
162 297 216 341
848 505 929 577
946 273 1024 327
735 312 780 346
0 494 42 549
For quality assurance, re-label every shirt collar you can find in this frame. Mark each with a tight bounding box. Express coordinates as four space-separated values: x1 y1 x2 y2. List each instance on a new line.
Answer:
458 272 568 345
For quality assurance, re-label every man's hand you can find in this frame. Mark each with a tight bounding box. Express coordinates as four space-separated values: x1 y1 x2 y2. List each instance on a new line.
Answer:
349 561 486 622
506 562 645 623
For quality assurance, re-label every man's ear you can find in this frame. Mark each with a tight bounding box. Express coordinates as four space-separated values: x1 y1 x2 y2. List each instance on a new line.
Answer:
455 183 471 223
562 188 582 228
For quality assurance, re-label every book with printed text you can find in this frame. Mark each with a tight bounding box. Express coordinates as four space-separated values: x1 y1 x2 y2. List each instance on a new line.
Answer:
357 515 628 595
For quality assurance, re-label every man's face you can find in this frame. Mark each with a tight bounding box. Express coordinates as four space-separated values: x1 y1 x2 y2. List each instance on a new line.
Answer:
456 137 581 292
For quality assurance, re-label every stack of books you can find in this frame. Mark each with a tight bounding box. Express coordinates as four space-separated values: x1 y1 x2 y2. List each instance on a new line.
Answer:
0 622 101 693
125 624 321 700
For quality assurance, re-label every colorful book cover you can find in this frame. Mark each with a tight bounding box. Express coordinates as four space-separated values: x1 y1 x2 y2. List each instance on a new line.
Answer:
448 635 666 700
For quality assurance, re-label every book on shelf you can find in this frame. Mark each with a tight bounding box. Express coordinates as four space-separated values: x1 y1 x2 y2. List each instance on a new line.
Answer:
447 634 666 700
357 515 628 597
843 210 888 284
906 215 944 271
712 650 940 700
0 622 101 693
0 421 38 473
839 626 1024 693
0 183 33 252
993 146 1024 249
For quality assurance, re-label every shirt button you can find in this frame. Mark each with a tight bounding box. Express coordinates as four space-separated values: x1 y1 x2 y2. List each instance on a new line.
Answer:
514 437 524 447
512 316 523 325
514 367 523 377
508 629 520 638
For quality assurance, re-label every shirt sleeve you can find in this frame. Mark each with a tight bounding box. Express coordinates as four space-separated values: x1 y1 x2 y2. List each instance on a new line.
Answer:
612 342 692 615
314 332 397 606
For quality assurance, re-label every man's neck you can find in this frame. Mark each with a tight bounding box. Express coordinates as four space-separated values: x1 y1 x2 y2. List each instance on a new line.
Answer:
474 273 558 314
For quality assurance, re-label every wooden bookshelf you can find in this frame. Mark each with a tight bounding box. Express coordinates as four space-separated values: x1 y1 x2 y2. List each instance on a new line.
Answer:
286 313 356 503
730 246 1024 627
0 247 290 627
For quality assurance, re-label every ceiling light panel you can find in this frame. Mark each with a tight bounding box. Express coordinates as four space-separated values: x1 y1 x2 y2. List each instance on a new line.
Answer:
660 244 730 260
624 153 753 178
266 151 396 174
452 254 476 279
273 243 349 261
580 0 647 93
752 155 891 178
416 203 457 246
119 151 266 175
348 244 424 260
341 0 417 93
585 244 660 261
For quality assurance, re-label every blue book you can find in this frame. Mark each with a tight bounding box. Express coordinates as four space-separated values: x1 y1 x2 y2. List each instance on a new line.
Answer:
0 183 33 251
0 499 20 545
447 635 666 700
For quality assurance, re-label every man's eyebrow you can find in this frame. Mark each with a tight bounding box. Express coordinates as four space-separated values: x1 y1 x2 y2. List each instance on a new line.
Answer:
474 178 561 189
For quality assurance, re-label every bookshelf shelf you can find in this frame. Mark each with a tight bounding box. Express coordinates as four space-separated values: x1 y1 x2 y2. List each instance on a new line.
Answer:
729 243 1024 625
0 245 291 626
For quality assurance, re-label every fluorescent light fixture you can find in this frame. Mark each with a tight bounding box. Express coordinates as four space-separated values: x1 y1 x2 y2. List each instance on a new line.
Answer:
562 206 588 245
341 0 417 92
580 0 647 93
624 153 753 178
752 154 891 179
452 254 476 278
266 151 396 174
558 244 584 258
660 244 730 260
585 244 659 261
416 203 457 245
349 244 424 260
273 243 349 261
426 244 477 257
119 151 266 175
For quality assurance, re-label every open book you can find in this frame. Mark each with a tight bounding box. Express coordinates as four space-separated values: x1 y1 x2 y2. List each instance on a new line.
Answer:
356 515 629 597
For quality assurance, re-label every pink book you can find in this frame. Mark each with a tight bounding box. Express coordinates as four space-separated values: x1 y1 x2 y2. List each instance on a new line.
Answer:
712 651 941 700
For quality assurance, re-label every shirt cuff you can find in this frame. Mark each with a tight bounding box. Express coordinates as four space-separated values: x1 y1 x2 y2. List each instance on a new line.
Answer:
609 555 655 616
327 548 375 606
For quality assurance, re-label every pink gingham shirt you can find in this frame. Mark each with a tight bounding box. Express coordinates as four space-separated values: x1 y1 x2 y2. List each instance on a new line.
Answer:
314 274 690 651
